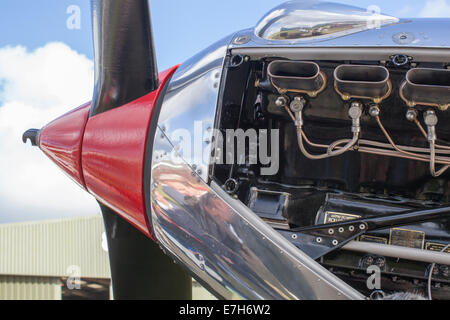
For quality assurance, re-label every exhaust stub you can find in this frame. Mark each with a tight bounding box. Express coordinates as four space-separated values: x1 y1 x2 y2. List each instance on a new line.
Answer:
334 65 392 103
400 68 450 111
268 60 327 97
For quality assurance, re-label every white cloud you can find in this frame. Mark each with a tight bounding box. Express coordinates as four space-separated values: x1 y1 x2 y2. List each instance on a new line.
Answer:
419 0 450 17
0 42 100 223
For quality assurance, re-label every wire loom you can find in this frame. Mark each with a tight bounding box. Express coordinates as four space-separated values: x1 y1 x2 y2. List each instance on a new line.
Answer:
280 91 450 178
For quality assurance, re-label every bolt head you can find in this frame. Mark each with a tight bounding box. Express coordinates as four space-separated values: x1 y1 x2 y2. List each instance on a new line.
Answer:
406 109 418 122
369 105 380 117
275 97 288 107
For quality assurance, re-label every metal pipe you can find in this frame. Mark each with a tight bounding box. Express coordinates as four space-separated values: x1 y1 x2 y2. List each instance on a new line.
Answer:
292 114 450 165
374 115 450 169
293 102 362 160
424 110 450 177
359 139 450 155
298 127 359 160
358 146 450 165
284 93 450 169
428 244 450 300
319 135 450 165
376 116 433 162
307 133 450 156
415 119 450 151
430 140 450 177
343 241 450 266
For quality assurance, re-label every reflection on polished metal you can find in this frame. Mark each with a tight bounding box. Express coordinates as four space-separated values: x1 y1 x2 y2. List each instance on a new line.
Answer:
334 65 392 103
148 0 450 300
231 47 450 64
230 2 450 49
400 68 450 111
157 35 233 182
150 128 364 300
255 1 399 42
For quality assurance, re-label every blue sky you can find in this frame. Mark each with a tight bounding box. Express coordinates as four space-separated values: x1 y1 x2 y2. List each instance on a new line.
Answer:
1 0 448 70
0 0 449 224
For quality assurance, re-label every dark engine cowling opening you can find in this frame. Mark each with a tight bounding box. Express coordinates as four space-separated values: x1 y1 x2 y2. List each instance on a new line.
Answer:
211 53 450 299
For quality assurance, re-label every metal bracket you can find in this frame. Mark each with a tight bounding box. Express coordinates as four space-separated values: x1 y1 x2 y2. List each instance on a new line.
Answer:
280 221 368 260
279 205 450 260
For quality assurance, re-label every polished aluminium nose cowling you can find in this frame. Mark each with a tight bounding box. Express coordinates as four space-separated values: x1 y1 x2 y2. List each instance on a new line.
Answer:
400 68 450 111
268 60 327 97
334 65 392 103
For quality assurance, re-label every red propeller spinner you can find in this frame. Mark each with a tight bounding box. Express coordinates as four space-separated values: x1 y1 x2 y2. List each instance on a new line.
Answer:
22 0 191 300
22 0 171 238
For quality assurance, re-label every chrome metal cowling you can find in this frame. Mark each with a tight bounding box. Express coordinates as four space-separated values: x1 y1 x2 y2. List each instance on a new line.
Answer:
149 1 450 300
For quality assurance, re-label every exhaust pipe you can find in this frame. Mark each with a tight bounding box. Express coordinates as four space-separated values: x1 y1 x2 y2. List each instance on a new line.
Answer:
334 65 392 103
268 60 326 97
400 68 450 111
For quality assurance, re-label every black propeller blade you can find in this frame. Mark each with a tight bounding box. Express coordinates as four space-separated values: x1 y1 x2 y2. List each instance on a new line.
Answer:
90 0 159 117
91 1 192 299
100 204 192 300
